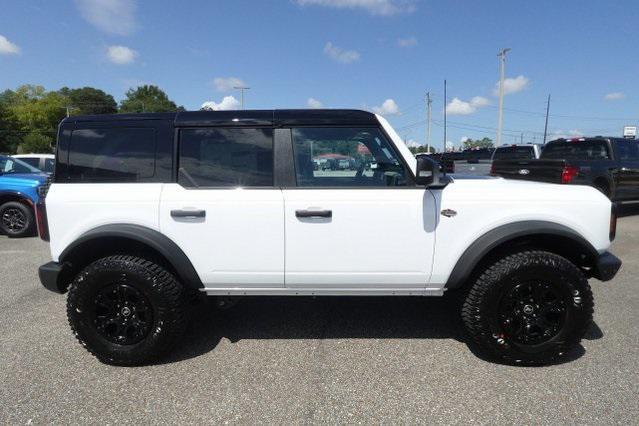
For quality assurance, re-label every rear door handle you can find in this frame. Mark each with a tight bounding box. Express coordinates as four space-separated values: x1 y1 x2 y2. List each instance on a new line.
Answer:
171 209 206 218
295 209 332 218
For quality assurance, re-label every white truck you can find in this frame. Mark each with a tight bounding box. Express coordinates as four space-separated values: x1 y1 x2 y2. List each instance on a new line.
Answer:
38 109 621 366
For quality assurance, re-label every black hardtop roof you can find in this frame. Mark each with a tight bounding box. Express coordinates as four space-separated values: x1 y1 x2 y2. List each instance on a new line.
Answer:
61 109 378 127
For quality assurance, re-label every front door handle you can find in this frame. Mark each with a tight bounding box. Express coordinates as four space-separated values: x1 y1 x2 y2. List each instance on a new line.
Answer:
295 209 332 218
171 209 206 218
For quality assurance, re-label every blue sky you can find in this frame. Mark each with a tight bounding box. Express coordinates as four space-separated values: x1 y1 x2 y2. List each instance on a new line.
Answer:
1 0 638 149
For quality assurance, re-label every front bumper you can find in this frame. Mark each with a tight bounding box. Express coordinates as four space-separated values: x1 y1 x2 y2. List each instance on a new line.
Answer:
39 261 71 294
591 251 622 282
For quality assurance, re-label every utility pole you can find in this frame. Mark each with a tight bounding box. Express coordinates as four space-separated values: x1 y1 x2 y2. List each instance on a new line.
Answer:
233 86 250 109
520 132 523 144
542 94 551 144
496 48 511 147
443 80 447 152
425 92 432 153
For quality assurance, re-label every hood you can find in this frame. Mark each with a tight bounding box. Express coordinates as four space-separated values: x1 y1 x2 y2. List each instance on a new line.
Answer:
447 175 608 203
0 173 48 186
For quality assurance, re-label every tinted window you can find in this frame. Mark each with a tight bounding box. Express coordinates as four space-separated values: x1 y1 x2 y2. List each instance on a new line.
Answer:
67 128 156 182
493 146 536 160
541 140 610 160
178 128 273 187
292 127 407 187
19 157 40 168
0 156 41 174
44 158 55 173
615 140 639 160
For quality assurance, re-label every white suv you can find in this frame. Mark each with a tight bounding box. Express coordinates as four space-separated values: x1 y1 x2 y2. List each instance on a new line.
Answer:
37 109 621 366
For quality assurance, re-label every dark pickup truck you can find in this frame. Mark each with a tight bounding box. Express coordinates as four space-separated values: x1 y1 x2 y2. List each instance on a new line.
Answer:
491 137 639 201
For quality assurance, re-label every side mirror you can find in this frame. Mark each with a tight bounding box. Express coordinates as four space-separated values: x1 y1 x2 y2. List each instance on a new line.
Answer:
415 156 441 186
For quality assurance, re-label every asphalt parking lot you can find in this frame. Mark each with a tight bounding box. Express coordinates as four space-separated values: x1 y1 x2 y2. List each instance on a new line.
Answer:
1 208 638 424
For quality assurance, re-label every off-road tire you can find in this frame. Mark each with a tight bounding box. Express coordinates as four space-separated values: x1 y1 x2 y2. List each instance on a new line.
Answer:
0 201 35 238
462 250 593 366
67 255 188 366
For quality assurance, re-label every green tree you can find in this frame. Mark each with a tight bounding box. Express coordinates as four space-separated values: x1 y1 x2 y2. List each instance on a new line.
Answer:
119 85 180 113
6 85 66 132
0 85 67 153
0 101 21 153
58 86 117 115
463 137 493 150
19 132 53 154
408 145 436 154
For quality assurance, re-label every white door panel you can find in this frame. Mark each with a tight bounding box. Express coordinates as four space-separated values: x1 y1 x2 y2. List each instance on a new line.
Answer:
284 189 437 287
160 184 284 287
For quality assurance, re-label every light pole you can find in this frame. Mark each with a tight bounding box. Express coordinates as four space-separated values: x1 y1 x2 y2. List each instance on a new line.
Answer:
426 92 432 153
496 48 511 147
233 86 250 109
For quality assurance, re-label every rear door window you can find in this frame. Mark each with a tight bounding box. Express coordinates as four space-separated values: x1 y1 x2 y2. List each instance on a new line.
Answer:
541 140 611 160
66 128 157 182
615 140 639 160
178 128 274 187
493 146 536 160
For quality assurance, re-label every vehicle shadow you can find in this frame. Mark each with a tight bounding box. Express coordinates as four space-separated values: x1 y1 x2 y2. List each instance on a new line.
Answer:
159 295 599 367
618 203 639 217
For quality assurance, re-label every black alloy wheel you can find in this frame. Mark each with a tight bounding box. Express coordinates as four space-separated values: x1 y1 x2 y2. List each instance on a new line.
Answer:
497 281 567 346
1 207 27 233
93 283 153 345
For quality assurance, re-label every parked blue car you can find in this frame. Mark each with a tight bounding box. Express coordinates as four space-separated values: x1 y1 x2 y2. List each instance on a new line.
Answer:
0 155 48 237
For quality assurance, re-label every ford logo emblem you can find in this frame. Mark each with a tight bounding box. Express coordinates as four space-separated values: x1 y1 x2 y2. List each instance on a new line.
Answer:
518 169 530 175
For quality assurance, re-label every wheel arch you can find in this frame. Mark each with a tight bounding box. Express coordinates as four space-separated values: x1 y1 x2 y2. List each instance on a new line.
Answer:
59 224 203 292
445 221 600 290
0 190 34 208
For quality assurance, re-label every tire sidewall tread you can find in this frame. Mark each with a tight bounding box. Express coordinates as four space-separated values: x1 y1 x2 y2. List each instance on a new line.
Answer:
461 250 594 366
67 255 188 366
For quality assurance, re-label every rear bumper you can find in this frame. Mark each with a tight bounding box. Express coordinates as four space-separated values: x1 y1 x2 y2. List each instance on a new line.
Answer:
592 251 622 282
38 261 70 294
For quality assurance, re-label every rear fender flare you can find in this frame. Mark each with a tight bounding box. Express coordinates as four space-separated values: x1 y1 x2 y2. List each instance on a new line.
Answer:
59 224 203 290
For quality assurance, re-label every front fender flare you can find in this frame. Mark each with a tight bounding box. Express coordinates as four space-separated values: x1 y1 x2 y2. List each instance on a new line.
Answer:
444 221 599 289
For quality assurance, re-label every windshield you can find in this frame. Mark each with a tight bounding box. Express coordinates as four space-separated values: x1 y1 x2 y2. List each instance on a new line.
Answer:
0 156 42 174
541 139 610 160
493 146 535 160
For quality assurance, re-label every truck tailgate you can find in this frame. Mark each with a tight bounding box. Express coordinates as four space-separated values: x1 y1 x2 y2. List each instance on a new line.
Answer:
491 159 567 183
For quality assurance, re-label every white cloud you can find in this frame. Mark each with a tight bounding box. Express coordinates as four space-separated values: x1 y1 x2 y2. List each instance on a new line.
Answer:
307 98 323 108
405 139 421 148
324 42 360 64
201 96 241 111
75 0 136 36
460 136 469 143
295 0 415 16
213 77 247 92
397 36 417 47
470 96 490 107
605 92 625 101
372 98 400 115
549 129 583 140
0 35 20 55
106 45 137 64
446 96 490 115
493 75 529 96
